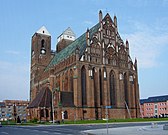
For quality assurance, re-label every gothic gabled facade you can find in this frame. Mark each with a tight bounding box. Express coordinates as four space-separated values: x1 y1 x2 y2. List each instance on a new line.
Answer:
28 11 140 121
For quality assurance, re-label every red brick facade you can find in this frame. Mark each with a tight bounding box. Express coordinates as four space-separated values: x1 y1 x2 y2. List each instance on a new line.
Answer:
29 11 140 121
140 95 168 118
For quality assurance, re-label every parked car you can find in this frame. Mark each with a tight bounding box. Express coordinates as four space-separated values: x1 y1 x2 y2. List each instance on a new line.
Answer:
0 118 7 121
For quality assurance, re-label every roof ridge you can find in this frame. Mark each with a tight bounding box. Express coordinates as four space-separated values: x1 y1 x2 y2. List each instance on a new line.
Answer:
37 89 46 107
44 88 49 107
45 22 100 71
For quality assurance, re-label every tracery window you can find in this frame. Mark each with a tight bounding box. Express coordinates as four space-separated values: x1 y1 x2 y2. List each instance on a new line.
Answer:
124 73 129 107
109 71 116 106
70 69 73 92
81 66 87 106
99 69 103 105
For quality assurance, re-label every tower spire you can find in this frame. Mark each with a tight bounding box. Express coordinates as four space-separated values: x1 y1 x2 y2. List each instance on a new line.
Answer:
114 15 117 27
99 10 103 22
126 39 129 55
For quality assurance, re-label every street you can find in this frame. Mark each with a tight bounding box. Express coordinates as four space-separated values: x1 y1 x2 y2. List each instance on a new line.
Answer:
0 122 167 135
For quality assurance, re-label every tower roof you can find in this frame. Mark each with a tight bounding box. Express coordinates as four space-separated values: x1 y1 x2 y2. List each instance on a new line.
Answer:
46 22 100 71
58 27 76 39
36 26 51 36
62 27 76 37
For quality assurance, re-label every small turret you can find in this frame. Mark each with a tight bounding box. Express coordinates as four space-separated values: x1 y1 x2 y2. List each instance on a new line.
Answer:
75 47 80 61
134 58 138 71
99 10 103 22
86 28 90 46
126 39 129 55
114 15 117 27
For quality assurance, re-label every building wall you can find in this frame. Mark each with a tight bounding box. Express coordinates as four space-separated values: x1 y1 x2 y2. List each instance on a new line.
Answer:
141 101 168 118
0 100 29 121
30 11 140 121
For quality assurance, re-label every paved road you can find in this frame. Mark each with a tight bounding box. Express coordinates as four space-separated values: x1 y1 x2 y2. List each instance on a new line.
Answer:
0 121 167 135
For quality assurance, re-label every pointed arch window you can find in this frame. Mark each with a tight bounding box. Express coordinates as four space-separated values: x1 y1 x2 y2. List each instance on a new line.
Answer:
41 39 45 48
109 71 116 106
124 73 129 107
99 69 103 105
40 39 46 54
70 69 74 92
40 109 44 117
81 66 87 106
64 72 68 91
64 110 68 119
103 67 107 79
93 68 98 107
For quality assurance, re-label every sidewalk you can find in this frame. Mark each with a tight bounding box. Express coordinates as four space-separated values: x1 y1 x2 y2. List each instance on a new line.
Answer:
82 125 168 135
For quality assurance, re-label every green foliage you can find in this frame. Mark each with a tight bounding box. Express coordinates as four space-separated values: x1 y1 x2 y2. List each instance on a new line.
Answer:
30 118 38 123
1 117 168 126
64 117 168 124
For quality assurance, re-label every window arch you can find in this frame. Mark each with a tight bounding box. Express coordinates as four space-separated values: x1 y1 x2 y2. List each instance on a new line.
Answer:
45 109 49 117
64 111 68 119
124 73 129 107
81 66 87 106
70 69 73 92
64 72 68 91
93 67 98 107
109 70 116 106
99 69 103 105
41 39 45 48
40 109 44 117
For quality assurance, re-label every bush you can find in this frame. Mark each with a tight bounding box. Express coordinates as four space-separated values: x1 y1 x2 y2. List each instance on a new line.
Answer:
30 118 38 123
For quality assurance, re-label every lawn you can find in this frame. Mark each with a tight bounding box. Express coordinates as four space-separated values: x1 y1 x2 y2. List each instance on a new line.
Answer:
64 117 168 124
1 117 168 125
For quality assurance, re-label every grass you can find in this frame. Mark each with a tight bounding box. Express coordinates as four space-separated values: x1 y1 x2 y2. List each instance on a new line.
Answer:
1 120 37 126
64 117 168 124
1 118 168 126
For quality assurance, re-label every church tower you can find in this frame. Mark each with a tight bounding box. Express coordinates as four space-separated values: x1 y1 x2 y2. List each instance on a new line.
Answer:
30 26 51 101
56 27 76 52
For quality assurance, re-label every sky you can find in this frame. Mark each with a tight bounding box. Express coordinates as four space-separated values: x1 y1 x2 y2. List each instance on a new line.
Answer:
0 0 168 101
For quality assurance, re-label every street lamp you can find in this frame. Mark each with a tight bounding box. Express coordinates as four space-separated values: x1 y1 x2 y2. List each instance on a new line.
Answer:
13 103 17 122
52 87 59 124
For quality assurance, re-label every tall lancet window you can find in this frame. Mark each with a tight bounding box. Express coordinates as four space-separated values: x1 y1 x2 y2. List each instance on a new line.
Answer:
124 73 129 107
99 69 103 105
41 39 45 48
103 67 107 79
109 71 116 106
93 68 98 107
70 69 73 92
40 39 46 54
81 66 87 106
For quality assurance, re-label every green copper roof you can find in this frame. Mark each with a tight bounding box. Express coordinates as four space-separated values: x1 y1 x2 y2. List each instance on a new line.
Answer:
46 22 100 71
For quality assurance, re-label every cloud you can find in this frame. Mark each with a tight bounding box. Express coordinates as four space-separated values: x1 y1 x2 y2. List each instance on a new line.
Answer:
122 21 168 69
5 50 20 55
83 20 93 25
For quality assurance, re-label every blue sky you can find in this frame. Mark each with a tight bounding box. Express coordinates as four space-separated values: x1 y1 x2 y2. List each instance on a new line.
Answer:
0 0 168 101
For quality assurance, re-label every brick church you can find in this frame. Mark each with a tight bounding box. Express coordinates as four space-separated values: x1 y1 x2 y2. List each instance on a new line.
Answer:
28 11 140 121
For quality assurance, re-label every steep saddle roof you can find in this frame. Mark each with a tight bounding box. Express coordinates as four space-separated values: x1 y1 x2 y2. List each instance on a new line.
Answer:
140 95 168 104
36 26 51 36
46 22 100 70
28 87 52 108
61 27 76 37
